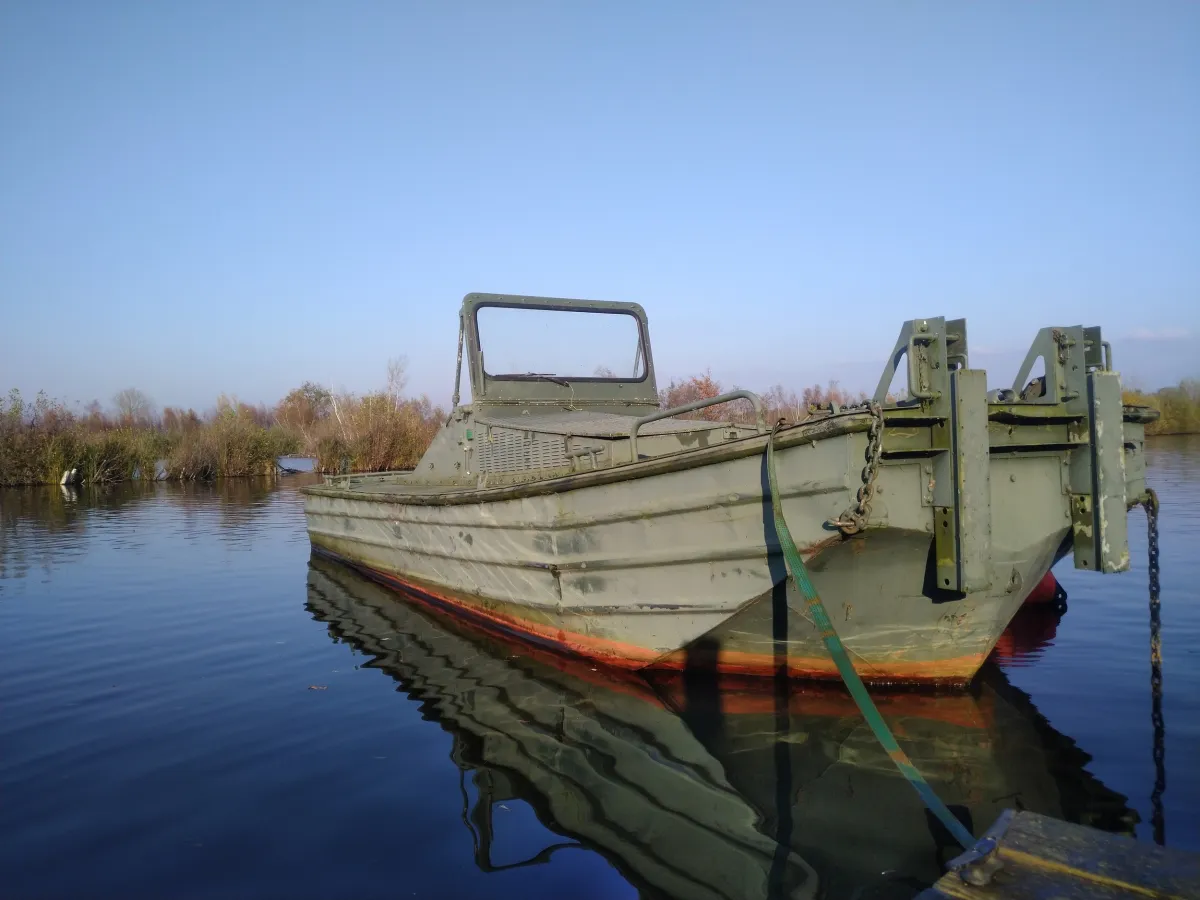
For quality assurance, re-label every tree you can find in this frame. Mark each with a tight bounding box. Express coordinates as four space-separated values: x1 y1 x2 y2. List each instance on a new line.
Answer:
83 400 106 430
385 357 409 405
801 380 865 410
658 370 729 421
275 382 332 428
274 381 335 451
762 384 806 424
113 388 154 425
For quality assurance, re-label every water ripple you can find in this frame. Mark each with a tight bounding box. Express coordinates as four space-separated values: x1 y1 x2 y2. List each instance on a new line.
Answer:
1 443 1197 898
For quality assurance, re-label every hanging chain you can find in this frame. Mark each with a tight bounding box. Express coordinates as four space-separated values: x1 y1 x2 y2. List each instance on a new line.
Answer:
1143 488 1165 847
828 402 885 535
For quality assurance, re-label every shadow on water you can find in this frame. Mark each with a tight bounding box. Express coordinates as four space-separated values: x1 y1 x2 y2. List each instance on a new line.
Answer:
757 449 799 898
305 554 1138 900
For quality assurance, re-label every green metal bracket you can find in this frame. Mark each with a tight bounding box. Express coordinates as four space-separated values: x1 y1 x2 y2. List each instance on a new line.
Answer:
873 317 968 420
1069 371 1130 573
1009 324 1131 573
1010 326 1090 415
933 369 992 593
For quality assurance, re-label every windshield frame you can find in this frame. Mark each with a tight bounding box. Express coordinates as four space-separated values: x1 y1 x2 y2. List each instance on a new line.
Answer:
472 300 652 385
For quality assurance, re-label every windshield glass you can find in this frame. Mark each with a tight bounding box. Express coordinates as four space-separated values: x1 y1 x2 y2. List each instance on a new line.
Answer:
476 305 646 380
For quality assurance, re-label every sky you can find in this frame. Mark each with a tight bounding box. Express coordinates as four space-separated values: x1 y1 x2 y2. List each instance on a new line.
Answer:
2 2 1197 413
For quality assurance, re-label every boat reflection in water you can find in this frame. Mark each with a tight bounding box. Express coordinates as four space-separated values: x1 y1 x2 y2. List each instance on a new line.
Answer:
305 556 1136 900
990 601 1065 668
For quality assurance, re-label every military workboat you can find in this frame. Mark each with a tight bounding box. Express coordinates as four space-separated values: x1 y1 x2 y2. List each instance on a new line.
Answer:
303 292 1157 685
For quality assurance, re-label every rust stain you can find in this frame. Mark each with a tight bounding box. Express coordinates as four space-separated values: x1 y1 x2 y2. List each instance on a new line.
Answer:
315 548 987 687
319 558 1000 726
650 644 986 686
647 676 997 728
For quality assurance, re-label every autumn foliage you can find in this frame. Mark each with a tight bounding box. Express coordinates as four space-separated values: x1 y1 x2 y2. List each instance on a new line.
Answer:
658 372 868 425
1123 380 1200 435
1 359 445 486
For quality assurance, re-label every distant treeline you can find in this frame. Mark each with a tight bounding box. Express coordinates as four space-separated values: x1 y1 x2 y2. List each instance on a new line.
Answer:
1123 380 1200 435
3 367 1194 487
1 358 442 487
656 372 872 424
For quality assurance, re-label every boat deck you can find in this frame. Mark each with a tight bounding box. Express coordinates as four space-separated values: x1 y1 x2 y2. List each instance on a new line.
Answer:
315 476 471 496
474 409 733 436
919 811 1199 899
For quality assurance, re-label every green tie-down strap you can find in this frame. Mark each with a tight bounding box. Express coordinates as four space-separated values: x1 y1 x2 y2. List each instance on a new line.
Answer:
766 422 977 850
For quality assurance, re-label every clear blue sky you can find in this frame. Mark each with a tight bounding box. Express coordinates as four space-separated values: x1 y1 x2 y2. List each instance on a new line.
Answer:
2 2 1197 412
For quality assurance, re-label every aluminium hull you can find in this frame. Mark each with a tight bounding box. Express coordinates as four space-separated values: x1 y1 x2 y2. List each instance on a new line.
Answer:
304 423 1074 686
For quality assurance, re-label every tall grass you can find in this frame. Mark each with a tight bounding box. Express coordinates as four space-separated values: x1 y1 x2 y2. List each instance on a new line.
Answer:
166 417 298 479
272 365 444 474
1 373 439 485
1124 380 1200 435
0 390 297 487
314 393 442 474
0 391 164 486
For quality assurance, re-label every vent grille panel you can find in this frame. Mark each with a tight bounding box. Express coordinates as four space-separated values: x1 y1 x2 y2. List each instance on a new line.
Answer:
477 428 569 474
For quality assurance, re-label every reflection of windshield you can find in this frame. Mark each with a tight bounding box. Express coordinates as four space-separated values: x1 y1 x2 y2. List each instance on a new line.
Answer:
477 306 646 380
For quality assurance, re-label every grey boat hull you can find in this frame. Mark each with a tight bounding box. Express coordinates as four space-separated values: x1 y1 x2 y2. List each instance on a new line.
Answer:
304 294 1155 686
306 419 1078 684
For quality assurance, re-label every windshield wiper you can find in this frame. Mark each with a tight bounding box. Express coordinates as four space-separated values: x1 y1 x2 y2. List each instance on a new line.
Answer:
522 372 570 387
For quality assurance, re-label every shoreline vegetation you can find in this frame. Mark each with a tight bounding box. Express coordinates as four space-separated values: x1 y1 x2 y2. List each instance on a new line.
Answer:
2 359 442 487
2 366 1197 487
1121 380 1200 436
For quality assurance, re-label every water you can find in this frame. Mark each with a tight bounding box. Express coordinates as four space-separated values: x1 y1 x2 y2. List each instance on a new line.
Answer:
2 438 1196 899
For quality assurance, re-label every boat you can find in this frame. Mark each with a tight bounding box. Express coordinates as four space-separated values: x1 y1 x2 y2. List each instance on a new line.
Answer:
303 292 1158 685
304 555 1138 899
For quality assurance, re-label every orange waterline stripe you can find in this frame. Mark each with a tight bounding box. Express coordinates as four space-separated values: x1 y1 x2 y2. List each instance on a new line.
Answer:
323 550 984 685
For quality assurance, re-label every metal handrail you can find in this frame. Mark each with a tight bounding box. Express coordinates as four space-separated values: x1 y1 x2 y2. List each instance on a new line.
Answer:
628 390 766 461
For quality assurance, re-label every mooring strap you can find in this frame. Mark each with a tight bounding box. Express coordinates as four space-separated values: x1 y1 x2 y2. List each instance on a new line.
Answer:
765 421 977 850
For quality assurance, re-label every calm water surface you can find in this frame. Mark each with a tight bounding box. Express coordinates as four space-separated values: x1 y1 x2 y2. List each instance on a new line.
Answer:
2 438 1197 899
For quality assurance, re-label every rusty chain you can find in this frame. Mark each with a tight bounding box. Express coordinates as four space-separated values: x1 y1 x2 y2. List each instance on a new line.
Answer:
828 401 884 535
1143 488 1165 846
